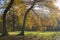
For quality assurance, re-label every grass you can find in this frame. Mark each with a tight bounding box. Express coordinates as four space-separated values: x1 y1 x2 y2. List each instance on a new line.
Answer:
8 31 60 36
0 31 60 40
8 31 20 35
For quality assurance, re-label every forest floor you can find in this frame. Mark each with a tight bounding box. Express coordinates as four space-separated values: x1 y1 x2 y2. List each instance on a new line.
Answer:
0 31 60 40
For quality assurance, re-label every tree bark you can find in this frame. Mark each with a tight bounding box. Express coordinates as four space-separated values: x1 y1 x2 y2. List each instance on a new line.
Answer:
1 0 14 37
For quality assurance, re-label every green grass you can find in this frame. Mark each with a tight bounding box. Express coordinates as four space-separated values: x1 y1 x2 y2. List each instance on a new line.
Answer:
8 31 60 36
8 31 20 35
0 31 60 40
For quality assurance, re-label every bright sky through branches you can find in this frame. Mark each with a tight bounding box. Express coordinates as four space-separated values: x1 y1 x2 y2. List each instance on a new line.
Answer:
0 0 5 5
54 0 60 9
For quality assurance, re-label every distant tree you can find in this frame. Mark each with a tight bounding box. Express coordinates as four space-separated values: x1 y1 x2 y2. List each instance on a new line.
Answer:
7 10 19 32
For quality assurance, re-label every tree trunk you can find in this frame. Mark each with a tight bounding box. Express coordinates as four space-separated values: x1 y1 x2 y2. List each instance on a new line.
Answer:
12 13 15 31
1 0 14 37
1 14 8 36
18 0 36 36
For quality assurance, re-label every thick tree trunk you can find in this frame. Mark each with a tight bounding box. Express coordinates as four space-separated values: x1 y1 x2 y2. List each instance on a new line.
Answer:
1 14 8 36
18 0 36 36
1 0 14 37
